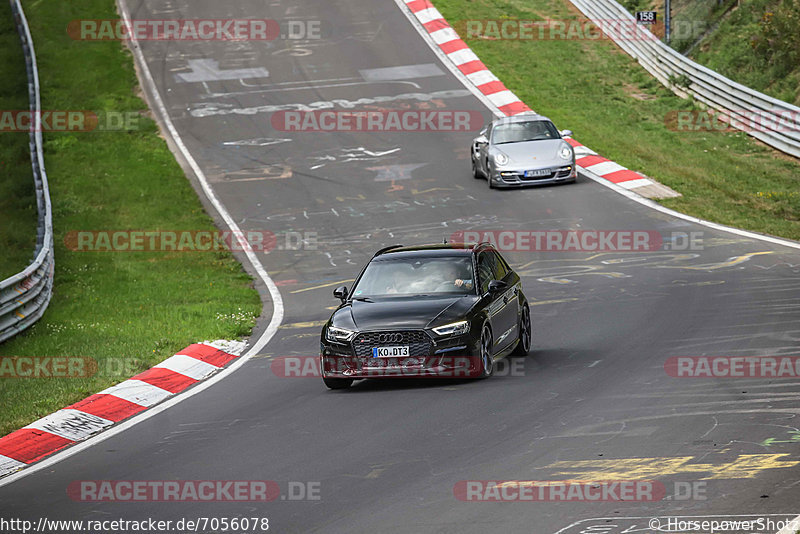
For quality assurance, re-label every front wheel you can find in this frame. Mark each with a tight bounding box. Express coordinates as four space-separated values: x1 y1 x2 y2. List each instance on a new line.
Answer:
486 165 496 189
471 158 482 179
323 377 353 390
479 324 494 378
512 304 531 356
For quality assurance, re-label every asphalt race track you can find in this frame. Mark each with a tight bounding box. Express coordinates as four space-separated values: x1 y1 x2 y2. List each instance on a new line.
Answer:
3 1 800 532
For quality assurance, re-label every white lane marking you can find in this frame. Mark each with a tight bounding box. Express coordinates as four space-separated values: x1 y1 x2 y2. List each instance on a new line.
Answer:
154 354 219 381
355 148 401 157
0 0 285 488
204 80 421 99
367 163 427 181
176 59 269 83
306 147 401 170
584 160 626 176
191 88 470 117
244 76 358 87
618 178 653 189
359 63 443 81
99 380 173 407
24 409 114 442
223 138 292 147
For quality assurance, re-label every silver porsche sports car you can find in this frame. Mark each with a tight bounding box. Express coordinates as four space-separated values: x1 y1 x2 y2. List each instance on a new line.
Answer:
470 114 576 188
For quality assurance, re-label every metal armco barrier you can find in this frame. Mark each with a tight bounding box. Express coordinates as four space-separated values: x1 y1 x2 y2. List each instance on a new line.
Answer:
569 0 800 158
0 0 54 343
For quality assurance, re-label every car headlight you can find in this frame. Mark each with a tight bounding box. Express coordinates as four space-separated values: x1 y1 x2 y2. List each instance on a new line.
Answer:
326 326 356 343
432 321 470 336
494 153 509 166
558 145 573 160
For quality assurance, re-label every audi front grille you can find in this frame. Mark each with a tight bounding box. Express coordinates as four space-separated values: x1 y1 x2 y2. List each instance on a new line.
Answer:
352 330 433 359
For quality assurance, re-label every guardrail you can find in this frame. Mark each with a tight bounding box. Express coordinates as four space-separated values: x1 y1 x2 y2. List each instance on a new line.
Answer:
569 0 800 158
0 0 54 343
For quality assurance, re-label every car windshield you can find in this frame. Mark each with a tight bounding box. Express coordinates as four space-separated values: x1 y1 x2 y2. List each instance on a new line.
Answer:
492 120 559 144
351 256 475 298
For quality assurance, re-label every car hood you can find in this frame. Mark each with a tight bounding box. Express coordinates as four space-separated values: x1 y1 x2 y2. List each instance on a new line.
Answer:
493 139 569 167
331 295 478 331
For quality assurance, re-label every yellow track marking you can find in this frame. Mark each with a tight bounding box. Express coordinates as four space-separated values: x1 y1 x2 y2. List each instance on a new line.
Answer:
279 320 326 329
539 453 799 481
290 279 354 294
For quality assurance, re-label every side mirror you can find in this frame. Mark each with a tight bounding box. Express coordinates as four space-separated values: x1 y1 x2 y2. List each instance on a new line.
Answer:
333 286 349 303
560 129 573 138
474 134 488 145
487 280 508 294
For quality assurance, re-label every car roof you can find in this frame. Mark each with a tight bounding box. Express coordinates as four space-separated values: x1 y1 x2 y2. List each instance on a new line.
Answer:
491 113 552 126
372 243 493 260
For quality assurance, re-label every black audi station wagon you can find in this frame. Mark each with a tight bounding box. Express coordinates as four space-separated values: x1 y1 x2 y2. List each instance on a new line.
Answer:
319 243 531 389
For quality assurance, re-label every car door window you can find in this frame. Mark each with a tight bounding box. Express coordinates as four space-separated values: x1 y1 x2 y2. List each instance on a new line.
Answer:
476 252 495 294
491 251 509 280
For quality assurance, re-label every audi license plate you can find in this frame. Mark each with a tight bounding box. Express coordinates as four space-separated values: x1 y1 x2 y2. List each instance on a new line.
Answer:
372 346 410 358
524 169 550 178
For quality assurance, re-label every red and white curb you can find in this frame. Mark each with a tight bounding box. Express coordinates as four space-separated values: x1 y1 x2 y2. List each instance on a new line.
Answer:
401 0 679 199
0 340 245 479
405 0 530 116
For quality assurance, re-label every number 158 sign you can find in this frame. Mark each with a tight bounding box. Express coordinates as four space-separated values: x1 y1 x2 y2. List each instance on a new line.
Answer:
636 11 657 24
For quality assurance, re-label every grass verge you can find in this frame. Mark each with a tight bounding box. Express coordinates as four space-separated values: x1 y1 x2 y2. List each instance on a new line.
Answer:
435 0 800 240
0 0 261 437
0 0 37 280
